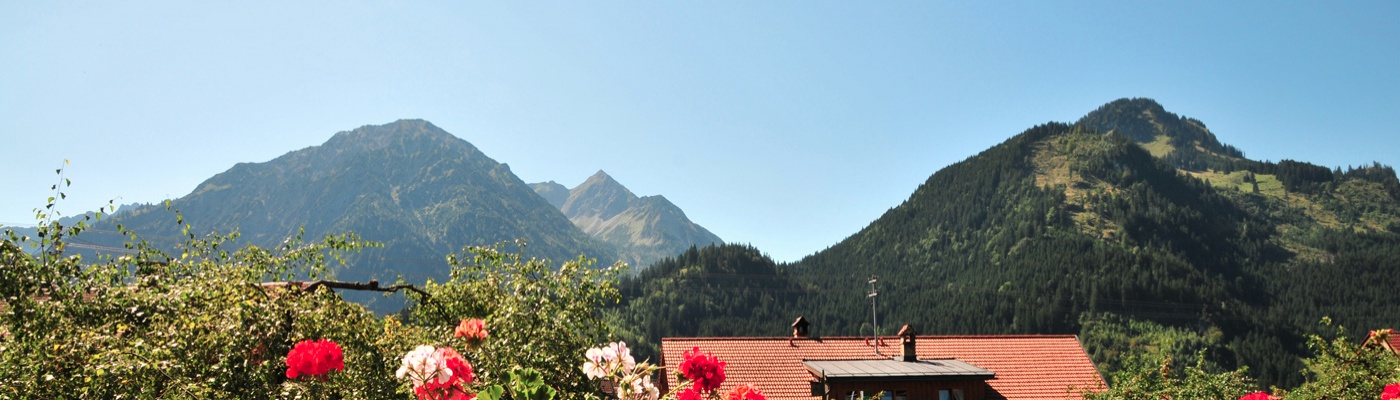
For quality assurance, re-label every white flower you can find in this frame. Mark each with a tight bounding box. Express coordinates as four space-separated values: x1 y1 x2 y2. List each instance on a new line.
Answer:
624 374 658 400
602 344 619 363
585 340 660 400
396 345 451 387
584 346 610 379
584 341 638 380
610 341 637 371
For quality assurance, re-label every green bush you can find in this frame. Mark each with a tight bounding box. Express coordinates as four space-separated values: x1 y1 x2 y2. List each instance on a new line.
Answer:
0 183 622 399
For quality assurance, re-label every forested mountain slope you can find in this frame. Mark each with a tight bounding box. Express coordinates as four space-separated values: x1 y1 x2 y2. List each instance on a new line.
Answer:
608 244 800 359
614 99 1400 388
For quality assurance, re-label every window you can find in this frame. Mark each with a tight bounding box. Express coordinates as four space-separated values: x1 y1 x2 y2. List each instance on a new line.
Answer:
937 389 965 400
846 391 863 400
893 390 908 400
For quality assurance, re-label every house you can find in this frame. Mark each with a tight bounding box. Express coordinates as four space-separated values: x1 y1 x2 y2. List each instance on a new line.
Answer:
1373 328 1398 354
660 318 1104 400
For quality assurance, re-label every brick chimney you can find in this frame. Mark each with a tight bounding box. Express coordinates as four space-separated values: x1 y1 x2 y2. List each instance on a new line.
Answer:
898 324 917 362
792 316 810 338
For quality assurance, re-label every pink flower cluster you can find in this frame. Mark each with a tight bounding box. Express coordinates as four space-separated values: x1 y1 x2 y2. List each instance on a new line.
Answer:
455 318 489 349
398 345 476 400
581 343 765 400
677 382 765 400
724 384 766 400
285 339 345 380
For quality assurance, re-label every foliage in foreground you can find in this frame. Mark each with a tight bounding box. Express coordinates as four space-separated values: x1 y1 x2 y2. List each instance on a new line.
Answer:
0 183 625 399
1087 319 1400 399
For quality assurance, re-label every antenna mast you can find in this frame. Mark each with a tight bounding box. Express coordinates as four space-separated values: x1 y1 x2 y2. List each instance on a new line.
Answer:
868 275 880 355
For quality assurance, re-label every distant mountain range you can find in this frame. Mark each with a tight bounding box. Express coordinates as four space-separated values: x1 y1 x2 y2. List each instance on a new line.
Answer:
531 171 723 269
611 98 1400 388
4 204 140 254
75 120 715 310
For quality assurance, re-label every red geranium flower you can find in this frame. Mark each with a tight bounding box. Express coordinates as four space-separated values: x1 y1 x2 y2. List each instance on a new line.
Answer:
679 347 726 393
725 384 766 400
285 339 345 380
677 387 703 400
415 380 476 400
439 347 474 385
1238 391 1275 400
1382 383 1400 400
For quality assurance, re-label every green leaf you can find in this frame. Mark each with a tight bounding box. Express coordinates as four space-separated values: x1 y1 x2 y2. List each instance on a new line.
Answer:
526 385 557 400
478 385 506 400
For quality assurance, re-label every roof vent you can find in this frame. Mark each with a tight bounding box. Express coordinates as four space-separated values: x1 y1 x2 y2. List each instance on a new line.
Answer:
898 324 918 362
792 316 811 338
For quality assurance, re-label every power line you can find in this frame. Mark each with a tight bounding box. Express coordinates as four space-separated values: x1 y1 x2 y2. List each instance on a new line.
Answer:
868 275 880 356
64 242 138 254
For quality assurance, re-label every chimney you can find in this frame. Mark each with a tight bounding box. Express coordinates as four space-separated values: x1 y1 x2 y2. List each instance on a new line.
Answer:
898 324 917 362
792 316 811 338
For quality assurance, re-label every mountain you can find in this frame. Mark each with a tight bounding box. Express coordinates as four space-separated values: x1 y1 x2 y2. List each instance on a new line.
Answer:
530 181 570 209
534 171 723 269
608 244 801 359
1077 97 1247 172
612 99 1400 388
94 120 619 301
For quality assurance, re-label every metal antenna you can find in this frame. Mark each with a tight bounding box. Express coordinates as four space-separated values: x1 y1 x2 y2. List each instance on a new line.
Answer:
868 275 880 355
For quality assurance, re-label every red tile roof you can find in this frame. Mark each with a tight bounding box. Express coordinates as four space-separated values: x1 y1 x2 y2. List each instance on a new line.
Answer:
661 335 1105 400
1377 329 1400 354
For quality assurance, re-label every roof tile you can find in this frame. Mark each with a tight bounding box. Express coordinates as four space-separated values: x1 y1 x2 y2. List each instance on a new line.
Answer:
661 335 1105 400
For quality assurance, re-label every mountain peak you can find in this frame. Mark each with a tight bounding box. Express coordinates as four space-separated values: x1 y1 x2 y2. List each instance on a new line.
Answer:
562 170 637 221
327 119 460 148
1077 98 1243 170
535 171 723 268
336 119 441 138
1077 98 1170 143
583 170 618 185
1102 97 1165 113
530 181 570 209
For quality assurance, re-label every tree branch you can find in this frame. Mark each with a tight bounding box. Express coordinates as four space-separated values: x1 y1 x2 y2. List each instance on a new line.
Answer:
260 279 430 300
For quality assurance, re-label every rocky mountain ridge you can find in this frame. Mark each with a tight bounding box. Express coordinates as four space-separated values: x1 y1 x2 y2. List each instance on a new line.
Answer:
90 120 618 311
534 170 723 269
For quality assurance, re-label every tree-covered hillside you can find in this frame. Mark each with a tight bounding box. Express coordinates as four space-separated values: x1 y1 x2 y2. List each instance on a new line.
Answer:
613 99 1400 389
606 244 800 360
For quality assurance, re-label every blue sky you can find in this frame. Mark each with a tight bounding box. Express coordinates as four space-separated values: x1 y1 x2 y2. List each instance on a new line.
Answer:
3 1 1397 262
